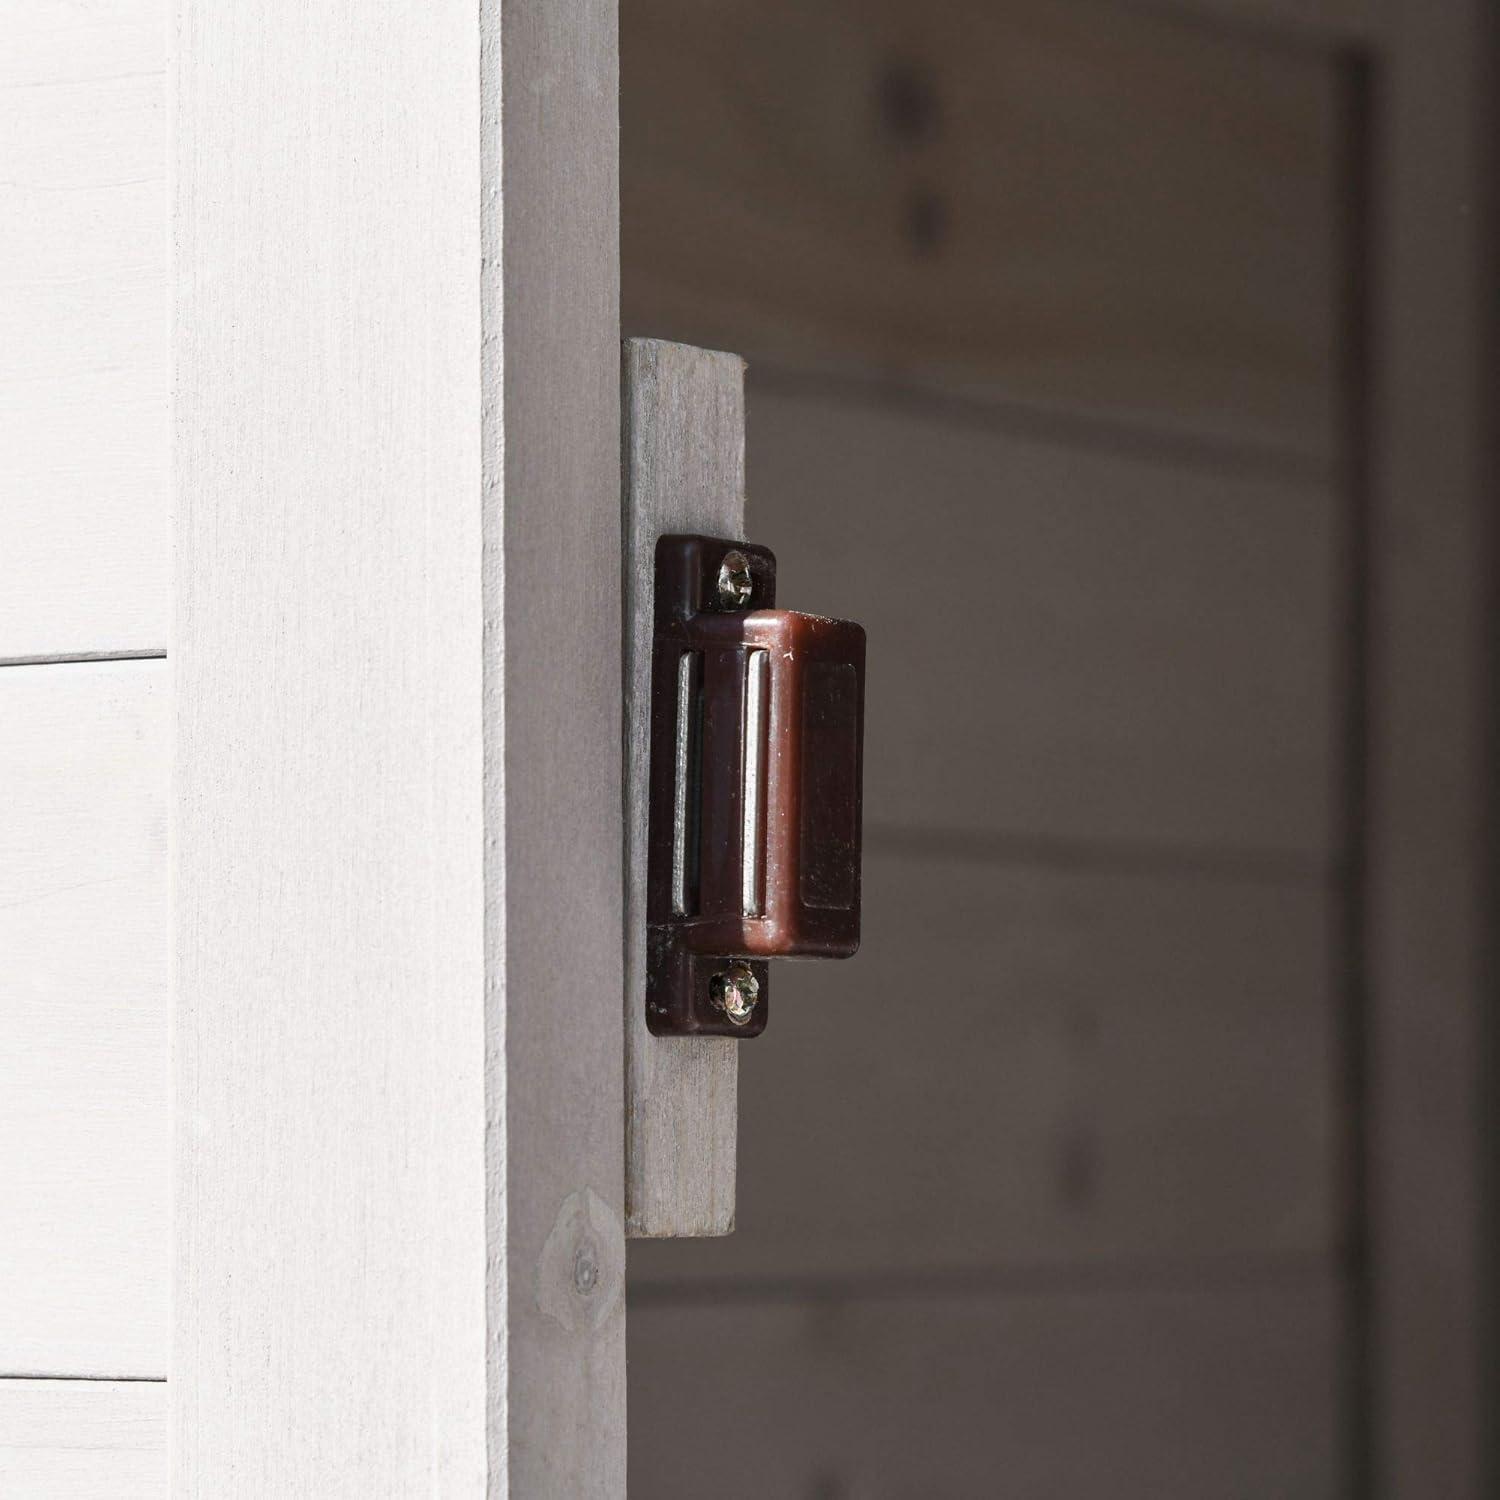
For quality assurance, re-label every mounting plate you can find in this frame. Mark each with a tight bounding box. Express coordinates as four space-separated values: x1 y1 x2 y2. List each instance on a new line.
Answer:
645 534 865 1038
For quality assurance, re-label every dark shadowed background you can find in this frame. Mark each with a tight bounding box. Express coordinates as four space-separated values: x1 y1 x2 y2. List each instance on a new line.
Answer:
619 0 1495 1494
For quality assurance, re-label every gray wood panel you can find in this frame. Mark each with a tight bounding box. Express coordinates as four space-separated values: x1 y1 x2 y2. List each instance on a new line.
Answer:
622 0 1340 457
631 844 1337 1284
621 2 1355 1494
623 339 743 1238
748 385 1337 859
629 1278 1344 1497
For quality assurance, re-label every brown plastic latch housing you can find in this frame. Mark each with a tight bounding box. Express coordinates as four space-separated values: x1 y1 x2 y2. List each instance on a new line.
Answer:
646 534 866 1038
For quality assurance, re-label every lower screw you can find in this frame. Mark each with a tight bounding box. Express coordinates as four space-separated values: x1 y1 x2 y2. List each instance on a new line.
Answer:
709 964 760 1026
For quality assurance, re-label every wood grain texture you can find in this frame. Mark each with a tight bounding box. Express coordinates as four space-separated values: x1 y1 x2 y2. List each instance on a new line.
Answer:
497 5 625 1488
0 1378 165 1497
174 0 623 1492
622 0 1340 458
749 384 1338 859
1368 1 1492 1491
0 0 169 658
623 339 743 1238
629 1278 1344 1496
0 660 166 1378
631 844 1337 1284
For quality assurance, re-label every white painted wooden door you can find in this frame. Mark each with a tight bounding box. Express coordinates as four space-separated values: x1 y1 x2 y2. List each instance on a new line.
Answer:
3 0 628 1492
2 0 170 1488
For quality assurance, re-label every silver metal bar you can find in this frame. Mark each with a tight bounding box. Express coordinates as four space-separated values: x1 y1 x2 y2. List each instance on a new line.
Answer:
742 649 769 916
671 651 697 915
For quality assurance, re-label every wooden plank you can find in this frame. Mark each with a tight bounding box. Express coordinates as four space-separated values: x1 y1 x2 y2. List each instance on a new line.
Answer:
1368 1 1491 1492
623 339 743 1237
748 384 1337 859
630 845 1336 1284
174 0 623 1492
0 0 168 659
628 1279 1344 1496
0 1379 164 1498
0 660 166 1377
622 0 1340 458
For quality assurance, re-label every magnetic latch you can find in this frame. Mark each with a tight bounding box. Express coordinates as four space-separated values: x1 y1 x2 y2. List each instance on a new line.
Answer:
645 534 866 1038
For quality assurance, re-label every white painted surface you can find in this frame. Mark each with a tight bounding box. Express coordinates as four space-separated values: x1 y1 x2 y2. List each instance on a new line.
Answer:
0 660 167 1377
623 339 742 1238
0 0 169 659
175 0 622 1492
0 1378 165 1497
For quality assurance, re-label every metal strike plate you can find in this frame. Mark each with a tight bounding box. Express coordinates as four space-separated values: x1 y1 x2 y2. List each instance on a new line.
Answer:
646 534 866 1038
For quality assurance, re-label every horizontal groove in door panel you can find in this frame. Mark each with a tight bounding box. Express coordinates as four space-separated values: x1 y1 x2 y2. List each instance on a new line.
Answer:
748 362 1337 488
0 650 167 670
863 820 1336 887
629 1249 1331 1305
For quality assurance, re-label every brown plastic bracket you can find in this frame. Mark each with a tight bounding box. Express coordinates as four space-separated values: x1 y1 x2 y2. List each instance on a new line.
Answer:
646 534 866 1038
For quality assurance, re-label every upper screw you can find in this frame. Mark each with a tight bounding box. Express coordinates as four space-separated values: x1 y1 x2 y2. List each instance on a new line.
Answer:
716 550 754 610
709 963 760 1026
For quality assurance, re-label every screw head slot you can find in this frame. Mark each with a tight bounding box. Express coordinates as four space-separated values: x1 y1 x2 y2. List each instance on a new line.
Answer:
716 550 754 610
709 963 760 1026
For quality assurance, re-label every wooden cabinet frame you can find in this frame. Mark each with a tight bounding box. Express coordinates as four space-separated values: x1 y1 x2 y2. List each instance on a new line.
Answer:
1363 2 1495 1493
173 0 625 1491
